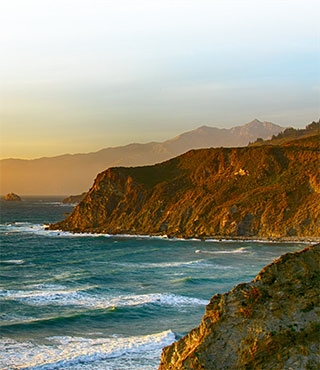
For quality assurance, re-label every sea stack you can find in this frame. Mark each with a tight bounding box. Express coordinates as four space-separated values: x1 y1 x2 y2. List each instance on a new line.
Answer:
159 244 320 370
4 193 21 201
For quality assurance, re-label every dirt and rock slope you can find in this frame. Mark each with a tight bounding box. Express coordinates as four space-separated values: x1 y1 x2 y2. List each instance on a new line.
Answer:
159 244 320 370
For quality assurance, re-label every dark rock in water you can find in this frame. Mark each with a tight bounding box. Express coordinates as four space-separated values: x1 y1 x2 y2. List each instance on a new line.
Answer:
62 192 87 204
50 135 320 239
159 244 320 370
4 193 21 201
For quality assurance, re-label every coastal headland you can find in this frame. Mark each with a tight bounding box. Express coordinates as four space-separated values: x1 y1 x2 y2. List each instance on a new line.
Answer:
50 135 320 240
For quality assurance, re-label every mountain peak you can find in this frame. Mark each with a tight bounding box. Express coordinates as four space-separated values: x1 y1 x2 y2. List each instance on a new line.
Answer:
196 125 211 130
245 119 282 129
248 118 262 124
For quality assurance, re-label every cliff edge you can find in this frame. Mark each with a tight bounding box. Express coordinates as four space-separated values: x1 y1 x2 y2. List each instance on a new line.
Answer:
159 244 320 370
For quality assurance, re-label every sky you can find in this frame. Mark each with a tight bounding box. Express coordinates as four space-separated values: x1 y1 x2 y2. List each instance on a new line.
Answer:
1 0 319 159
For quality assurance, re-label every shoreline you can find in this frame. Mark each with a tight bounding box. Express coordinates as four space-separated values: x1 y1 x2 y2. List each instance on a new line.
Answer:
45 225 320 243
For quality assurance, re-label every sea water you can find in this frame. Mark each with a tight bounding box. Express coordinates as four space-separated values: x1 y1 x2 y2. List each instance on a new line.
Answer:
0 197 307 370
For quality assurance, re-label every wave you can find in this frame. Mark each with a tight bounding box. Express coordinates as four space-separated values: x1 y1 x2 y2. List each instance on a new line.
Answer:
39 202 63 205
1 259 25 264
0 223 313 244
204 238 312 244
0 330 175 370
195 247 247 254
0 223 106 238
0 285 208 310
113 259 213 269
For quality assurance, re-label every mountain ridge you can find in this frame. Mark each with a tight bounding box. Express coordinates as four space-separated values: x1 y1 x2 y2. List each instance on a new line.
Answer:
0 119 285 195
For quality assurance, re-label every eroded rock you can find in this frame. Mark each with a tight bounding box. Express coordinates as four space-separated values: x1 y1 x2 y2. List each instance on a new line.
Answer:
159 244 320 370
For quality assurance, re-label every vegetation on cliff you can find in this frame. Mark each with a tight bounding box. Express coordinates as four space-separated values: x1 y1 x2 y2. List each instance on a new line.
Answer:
50 135 320 238
251 120 319 146
159 244 320 370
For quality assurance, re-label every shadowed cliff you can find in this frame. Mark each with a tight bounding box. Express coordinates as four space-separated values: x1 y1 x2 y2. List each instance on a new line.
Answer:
50 135 320 238
159 244 320 369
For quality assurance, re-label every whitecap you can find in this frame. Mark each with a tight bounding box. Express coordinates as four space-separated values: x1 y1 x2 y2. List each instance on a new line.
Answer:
0 330 176 370
0 223 106 238
199 247 247 254
1 259 25 264
0 285 208 309
113 259 213 269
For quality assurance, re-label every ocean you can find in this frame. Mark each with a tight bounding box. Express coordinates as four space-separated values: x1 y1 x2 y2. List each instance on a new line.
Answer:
0 197 307 370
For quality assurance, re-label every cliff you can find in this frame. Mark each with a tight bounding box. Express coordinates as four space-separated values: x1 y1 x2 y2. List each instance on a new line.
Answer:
159 244 320 370
50 135 320 239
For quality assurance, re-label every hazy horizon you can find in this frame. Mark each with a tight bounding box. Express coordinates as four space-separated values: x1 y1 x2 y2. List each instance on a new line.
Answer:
1 0 319 159
1 117 289 160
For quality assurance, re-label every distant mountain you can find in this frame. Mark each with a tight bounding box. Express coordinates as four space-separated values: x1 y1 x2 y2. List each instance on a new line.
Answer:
50 135 320 238
0 119 284 195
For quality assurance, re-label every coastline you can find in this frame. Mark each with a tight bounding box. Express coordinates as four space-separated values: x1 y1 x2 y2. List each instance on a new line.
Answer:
46 225 320 243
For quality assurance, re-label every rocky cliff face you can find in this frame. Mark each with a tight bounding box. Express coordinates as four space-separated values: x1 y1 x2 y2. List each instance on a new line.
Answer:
159 244 320 370
50 135 320 238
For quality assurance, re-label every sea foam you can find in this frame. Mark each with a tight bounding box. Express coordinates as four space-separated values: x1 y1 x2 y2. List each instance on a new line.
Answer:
196 247 247 254
0 285 208 310
0 330 175 370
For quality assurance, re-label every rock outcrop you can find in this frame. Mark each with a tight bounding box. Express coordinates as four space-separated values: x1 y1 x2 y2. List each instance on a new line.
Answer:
4 193 21 201
159 244 320 370
62 192 87 204
50 135 320 239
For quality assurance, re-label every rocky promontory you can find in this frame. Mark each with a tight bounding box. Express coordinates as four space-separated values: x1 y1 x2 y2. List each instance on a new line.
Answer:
50 135 320 239
159 244 320 369
4 193 21 201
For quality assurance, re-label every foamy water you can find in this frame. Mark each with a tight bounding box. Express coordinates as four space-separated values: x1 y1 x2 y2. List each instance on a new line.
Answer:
0 285 208 310
0 330 175 370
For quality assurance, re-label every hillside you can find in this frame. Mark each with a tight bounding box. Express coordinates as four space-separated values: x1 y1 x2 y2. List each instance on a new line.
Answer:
0 119 284 195
50 135 320 239
159 244 320 369
250 120 319 146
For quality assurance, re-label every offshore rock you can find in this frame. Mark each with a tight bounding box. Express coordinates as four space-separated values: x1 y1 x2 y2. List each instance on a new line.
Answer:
50 135 320 238
4 193 21 201
159 244 320 370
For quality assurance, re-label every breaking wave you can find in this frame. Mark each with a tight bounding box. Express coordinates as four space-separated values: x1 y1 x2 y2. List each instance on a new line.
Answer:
0 330 175 370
